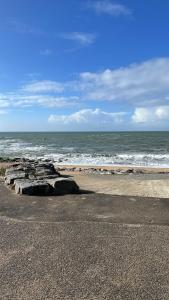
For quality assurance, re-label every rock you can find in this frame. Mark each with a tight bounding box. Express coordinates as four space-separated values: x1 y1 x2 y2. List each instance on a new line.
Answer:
28 175 36 180
5 162 79 196
133 168 143 174
126 169 134 174
35 163 59 177
47 177 79 195
14 179 51 195
5 166 24 175
35 174 60 180
5 171 27 185
35 167 54 176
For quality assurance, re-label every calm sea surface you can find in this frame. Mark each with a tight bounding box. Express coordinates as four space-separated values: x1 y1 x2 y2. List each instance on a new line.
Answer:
0 132 169 167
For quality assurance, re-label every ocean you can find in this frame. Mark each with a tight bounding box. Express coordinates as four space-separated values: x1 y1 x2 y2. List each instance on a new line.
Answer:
0 132 169 167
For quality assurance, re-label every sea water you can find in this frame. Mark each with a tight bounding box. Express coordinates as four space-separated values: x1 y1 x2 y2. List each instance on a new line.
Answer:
0 131 169 167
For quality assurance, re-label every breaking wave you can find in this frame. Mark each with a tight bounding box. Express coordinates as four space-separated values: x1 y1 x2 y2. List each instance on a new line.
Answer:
1 133 169 167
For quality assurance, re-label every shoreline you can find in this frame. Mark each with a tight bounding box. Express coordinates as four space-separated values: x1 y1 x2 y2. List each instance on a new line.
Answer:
55 164 169 174
1 159 169 174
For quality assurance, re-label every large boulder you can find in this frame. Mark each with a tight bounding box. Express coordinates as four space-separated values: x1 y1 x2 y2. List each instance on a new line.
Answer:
4 162 79 196
47 177 79 195
14 179 51 196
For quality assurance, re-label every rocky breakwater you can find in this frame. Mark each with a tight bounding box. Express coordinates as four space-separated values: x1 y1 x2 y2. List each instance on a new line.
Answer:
4 163 79 196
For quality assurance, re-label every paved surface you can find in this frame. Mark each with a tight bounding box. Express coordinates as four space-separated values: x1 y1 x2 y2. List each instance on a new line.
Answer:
0 183 169 299
72 173 169 198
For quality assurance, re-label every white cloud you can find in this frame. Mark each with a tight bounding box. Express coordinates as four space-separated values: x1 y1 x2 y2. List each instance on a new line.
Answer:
3 57 169 124
20 58 169 108
155 106 169 119
87 0 132 16
132 108 152 123
61 32 96 46
48 108 126 124
22 80 64 93
132 106 169 123
0 96 10 108
76 58 169 106
0 92 78 108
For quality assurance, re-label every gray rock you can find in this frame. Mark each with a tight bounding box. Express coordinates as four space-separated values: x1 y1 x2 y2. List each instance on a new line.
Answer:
28 175 36 180
14 179 51 195
5 162 79 196
133 168 143 174
47 177 79 195
35 167 54 176
5 171 27 185
5 166 24 176
35 163 58 177
36 174 60 180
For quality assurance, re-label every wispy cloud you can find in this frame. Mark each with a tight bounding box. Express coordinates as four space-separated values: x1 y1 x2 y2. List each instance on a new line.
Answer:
87 0 132 17
26 73 42 79
40 49 52 56
0 18 44 35
61 32 97 46
0 92 78 109
22 80 64 93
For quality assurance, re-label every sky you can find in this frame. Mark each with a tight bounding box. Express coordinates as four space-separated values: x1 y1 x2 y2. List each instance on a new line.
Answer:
0 0 169 131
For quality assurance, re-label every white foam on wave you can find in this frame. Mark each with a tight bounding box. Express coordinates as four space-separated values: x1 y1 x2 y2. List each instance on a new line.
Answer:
36 152 169 167
1 137 169 167
0 139 47 155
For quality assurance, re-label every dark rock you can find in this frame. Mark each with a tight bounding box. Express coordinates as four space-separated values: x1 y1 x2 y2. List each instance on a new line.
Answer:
47 177 79 195
35 163 58 177
126 169 134 174
36 174 60 180
14 179 51 195
5 162 79 196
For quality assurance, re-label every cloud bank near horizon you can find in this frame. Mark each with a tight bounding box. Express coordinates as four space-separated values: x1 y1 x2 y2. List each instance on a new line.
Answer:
1 57 169 130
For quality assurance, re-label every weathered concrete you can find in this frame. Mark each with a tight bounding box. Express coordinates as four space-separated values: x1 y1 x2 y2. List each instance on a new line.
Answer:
72 173 169 198
0 183 169 299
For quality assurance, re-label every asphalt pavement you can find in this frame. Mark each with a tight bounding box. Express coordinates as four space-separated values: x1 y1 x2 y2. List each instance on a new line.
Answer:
0 183 169 299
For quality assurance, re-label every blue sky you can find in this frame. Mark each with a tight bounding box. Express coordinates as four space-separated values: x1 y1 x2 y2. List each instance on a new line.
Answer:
0 0 169 131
